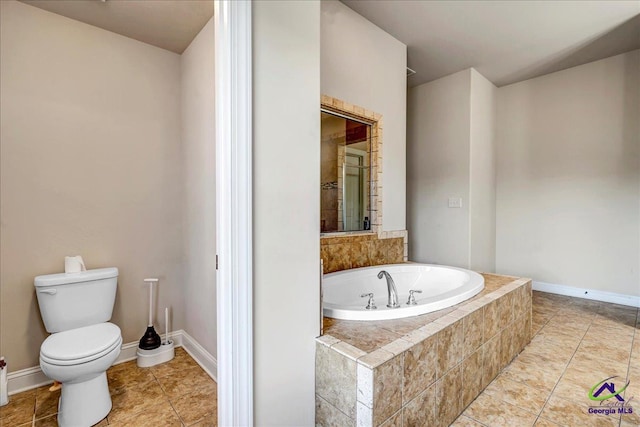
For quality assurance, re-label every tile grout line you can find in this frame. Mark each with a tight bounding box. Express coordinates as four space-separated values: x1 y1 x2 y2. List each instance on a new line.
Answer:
531 300 595 426
620 307 639 427
480 297 593 425
463 303 488 426
533 301 638 427
461 291 530 425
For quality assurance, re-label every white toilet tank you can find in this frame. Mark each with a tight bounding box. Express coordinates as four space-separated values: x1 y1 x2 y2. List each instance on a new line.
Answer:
34 268 118 333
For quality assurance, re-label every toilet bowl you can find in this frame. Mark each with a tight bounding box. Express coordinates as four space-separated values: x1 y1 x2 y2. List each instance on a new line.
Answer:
40 323 122 427
34 267 121 427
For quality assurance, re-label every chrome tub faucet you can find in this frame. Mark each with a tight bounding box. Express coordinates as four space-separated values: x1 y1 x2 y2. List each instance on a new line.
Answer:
377 270 400 308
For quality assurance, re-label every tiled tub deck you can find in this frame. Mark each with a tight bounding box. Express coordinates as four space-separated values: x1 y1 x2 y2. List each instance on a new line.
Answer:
315 274 532 427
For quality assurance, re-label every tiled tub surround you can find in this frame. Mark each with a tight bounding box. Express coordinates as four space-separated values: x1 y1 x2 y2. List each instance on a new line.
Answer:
321 231 408 274
316 274 532 427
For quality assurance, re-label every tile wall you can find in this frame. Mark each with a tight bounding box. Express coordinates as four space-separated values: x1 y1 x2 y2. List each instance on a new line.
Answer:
321 232 408 274
315 276 532 426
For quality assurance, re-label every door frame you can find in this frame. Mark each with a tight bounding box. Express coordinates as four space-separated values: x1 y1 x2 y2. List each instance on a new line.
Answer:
215 1 253 425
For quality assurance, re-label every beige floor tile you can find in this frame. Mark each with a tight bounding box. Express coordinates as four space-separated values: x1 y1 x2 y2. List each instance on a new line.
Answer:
531 321 546 337
33 414 57 427
541 323 588 340
450 415 486 426
539 395 619 427
31 414 107 427
584 324 635 343
157 365 216 400
554 305 598 319
107 379 169 423
532 291 572 305
532 310 552 322
533 418 561 426
545 315 592 332
170 383 218 425
150 347 200 379
532 307 555 320
532 328 582 348
522 338 575 364
576 339 631 365
621 366 640 425
108 360 157 392
556 362 627 406
592 317 637 334
551 376 593 406
596 304 638 319
1 387 37 403
483 374 549 415
463 393 536 426
0 391 36 426
569 351 629 379
1 348 217 427
503 352 567 391
187 413 217 426
108 400 182 427
34 385 61 420
505 298 638 427
500 359 563 394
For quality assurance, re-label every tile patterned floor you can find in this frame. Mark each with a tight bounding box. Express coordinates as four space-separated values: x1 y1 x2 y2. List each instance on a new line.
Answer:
0 347 217 427
2 292 638 427
453 291 640 427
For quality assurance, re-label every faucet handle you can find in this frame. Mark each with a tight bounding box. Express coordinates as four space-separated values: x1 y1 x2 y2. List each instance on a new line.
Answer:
407 289 422 305
361 293 377 310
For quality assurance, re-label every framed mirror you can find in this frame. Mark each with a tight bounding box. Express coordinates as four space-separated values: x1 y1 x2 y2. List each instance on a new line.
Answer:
321 109 372 233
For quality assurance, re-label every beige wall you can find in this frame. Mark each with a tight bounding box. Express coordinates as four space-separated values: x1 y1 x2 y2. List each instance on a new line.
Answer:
408 68 497 272
321 0 407 232
253 1 320 424
469 69 497 272
180 18 216 358
496 50 640 296
408 69 472 268
0 1 184 370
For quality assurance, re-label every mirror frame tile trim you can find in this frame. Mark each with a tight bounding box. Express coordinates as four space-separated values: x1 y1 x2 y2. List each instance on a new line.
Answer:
321 94 383 236
320 95 408 262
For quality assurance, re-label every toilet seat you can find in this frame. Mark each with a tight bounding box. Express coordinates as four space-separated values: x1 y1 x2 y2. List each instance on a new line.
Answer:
40 322 121 366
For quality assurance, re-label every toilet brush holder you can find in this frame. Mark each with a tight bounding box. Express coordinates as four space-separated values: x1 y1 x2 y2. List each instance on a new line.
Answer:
137 339 175 368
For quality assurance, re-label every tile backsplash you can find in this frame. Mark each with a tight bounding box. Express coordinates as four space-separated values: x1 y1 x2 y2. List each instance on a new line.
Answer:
320 231 407 274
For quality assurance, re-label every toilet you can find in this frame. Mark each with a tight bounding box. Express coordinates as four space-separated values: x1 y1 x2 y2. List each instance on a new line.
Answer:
34 268 122 427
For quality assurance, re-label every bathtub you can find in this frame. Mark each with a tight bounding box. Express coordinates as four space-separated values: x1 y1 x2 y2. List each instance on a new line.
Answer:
322 263 484 321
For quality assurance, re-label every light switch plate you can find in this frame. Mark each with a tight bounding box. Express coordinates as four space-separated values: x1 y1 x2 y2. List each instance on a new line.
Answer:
448 197 462 208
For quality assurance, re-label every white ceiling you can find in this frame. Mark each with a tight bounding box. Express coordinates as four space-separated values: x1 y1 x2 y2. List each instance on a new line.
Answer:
342 0 640 87
20 0 214 54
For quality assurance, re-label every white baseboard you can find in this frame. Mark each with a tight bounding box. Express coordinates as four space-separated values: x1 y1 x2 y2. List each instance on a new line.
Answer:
180 330 218 382
6 366 51 396
533 281 640 308
7 329 216 396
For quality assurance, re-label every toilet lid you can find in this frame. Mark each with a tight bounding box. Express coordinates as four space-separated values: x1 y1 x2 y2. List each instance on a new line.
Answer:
41 322 121 363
